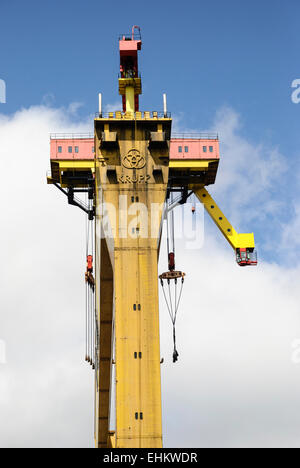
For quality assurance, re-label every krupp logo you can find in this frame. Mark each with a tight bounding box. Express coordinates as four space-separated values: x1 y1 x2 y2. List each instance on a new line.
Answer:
122 149 146 169
0 79 6 104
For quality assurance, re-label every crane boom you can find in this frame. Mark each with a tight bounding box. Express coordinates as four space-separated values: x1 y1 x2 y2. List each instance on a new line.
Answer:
194 187 257 266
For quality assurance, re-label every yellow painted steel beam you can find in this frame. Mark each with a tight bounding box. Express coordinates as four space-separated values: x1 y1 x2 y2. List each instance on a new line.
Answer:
94 116 171 448
125 86 135 113
94 237 114 448
195 187 255 250
54 160 94 170
107 431 116 448
169 160 215 169
118 77 142 96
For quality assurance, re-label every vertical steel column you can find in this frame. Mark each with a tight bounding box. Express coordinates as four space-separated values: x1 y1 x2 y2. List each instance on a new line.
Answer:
94 115 171 448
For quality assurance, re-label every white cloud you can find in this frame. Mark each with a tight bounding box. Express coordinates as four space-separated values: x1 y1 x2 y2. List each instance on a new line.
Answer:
159 238 300 448
173 107 296 263
281 203 300 249
0 104 300 448
211 107 286 223
0 104 94 448
104 101 122 113
67 101 84 115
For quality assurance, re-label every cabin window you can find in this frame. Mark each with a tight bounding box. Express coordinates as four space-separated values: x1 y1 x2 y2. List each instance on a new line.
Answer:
209 146 213 152
58 146 62 153
203 146 207 152
178 146 182 153
184 146 188 153
68 146 72 153
92 146 95 153
75 146 79 153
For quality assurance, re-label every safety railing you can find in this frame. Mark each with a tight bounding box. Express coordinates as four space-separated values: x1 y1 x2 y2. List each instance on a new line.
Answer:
50 131 217 141
249 250 258 263
119 32 141 41
95 111 171 119
118 72 141 79
172 133 218 140
50 133 94 140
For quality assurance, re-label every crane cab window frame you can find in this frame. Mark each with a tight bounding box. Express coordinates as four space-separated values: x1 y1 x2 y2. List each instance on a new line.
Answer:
75 146 79 154
209 146 213 153
203 146 207 153
68 146 72 153
184 146 188 153
178 146 182 153
58 146 62 154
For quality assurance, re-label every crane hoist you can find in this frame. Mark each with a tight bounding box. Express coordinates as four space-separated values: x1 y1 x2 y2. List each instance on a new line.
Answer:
47 25 257 448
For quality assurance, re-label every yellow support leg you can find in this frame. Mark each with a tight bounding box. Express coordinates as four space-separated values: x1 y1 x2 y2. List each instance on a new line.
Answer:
95 237 114 448
125 86 135 113
94 115 171 448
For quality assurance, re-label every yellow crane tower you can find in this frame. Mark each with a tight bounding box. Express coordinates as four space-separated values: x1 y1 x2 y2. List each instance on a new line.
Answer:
47 26 256 449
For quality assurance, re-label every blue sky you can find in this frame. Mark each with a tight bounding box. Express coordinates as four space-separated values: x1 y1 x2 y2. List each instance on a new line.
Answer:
1 0 299 146
2 0 300 264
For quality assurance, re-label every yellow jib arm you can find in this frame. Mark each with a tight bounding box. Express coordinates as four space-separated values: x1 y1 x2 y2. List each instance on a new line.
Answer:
194 187 255 251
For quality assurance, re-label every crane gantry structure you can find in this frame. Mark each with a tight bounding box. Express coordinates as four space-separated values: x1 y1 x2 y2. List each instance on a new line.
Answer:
47 26 257 449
